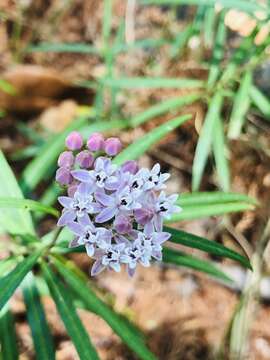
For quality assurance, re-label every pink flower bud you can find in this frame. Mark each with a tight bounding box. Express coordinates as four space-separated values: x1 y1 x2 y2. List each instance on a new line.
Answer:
65 131 83 150
87 132 104 151
76 150 94 168
56 167 72 185
114 215 132 234
67 183 78 197
104 137 122 156
121 160 139 174
57 151 74 168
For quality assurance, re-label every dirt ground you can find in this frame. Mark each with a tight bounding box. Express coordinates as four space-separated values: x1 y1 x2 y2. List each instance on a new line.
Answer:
1 1 270 359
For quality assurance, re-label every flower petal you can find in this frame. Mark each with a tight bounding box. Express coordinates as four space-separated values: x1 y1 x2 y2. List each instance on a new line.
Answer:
95 206 117 223
95 191 114 206
57 210 76 226
71 169 92 182
91 260 105 276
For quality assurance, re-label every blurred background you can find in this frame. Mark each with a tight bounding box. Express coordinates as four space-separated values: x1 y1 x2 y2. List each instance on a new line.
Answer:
1 1 270 359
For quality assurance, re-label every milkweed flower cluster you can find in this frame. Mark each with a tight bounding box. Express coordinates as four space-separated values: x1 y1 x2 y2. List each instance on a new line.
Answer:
56 131 181 276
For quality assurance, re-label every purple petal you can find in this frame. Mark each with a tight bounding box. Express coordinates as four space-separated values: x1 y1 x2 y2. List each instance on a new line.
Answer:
110 262 121 272
77 182 93 196
67 222 84 236
69 237 80 248
95 207 117 223
95 191 114 206
154 215 163 232
78 213 94 229
58 196 73 208
152 250 162 261
71 169 92 182
90 260 105 276
127 266 136 277
57 210 76 226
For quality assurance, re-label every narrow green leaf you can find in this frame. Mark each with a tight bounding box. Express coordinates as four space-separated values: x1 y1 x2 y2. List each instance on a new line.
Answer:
192 91 223 191
163 247 232 282
130 94 199 127
250 85 270 120
207 10 227 88
0 151 34 235
228 70 252 139
41 263 99 360
22 272 55 360
213 116 230 191
177 191 257 207
204 7 215 48
0 198 59 217
26 42 99 54
100 77 204 89
113 38 166 54
102 0 113 51
141 0 266 14
164 226 251 269
0 250 43 311
170 24 193 58
52 257 157 360
0 305 18 360
166 202 254 222
114 114 192 165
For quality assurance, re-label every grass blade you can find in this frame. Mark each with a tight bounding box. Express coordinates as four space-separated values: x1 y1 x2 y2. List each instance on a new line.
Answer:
26 43 99 54
0 198 59 217
130 94 199 127
228 70 252 139
204 6 215 48
213 116 230 191
250 85 270 120
0 250 43 311
163 248 232 282
0 151 34 235
100 77 204 89
41 263 99 360
192 91 223 191
166 202 255 222
52 256 157 360
114 114 192 165
0 305 18 360
207 10 226 88
170 24 193 58
141 0 265 14
22 272 55 360
164 226 251 269
177 191 257 206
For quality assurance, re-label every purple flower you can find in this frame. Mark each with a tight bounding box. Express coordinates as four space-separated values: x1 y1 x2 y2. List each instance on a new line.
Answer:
104 137 122 156
121 160 139 175
56 167 72 185
57 183 97 226
68 216 112 256
58 151 74 168
95 187 141 223
138 164 170 191
56 131 180 277
76 150 94 168
65 131 83 150
113 215 133 234
71 157 118 190
91 243 126 275
87 132 104 151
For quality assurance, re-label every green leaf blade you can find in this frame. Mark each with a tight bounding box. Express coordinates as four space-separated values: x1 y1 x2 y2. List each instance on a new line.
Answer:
42 263 99 360
164 226 251 269
0 305 18 360
114 114 192 165
0 250 43 311
192 91 223 191
0 151 34 235
52 257 157 360
22 272 55 360
0 198 59 217
163 248 232 283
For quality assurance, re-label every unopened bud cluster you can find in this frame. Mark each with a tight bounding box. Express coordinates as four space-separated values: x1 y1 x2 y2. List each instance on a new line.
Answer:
56 131 181 276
